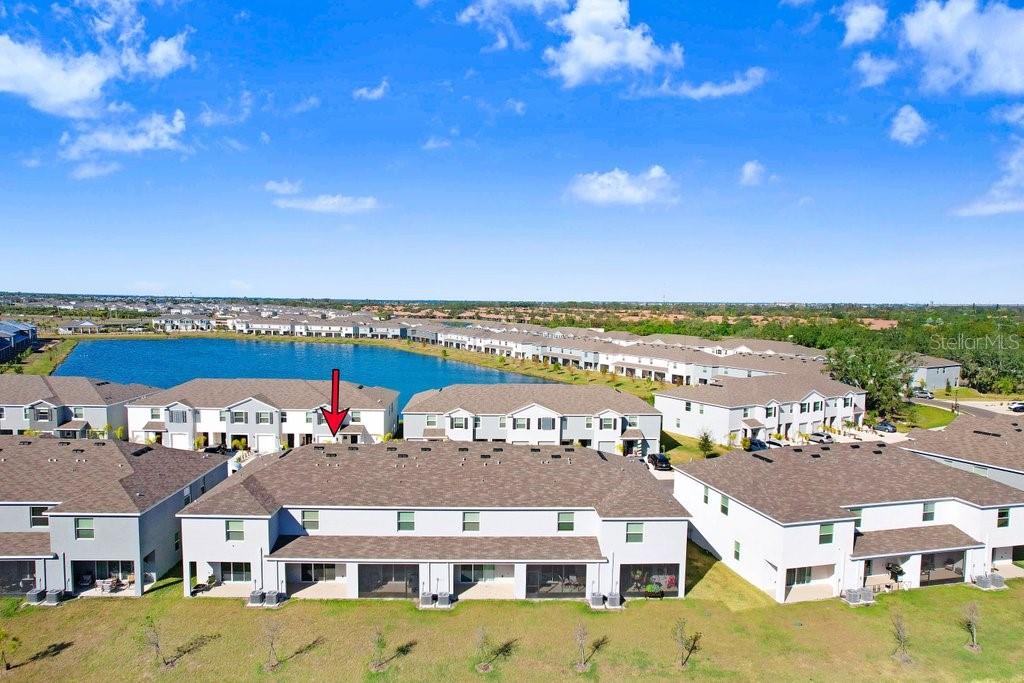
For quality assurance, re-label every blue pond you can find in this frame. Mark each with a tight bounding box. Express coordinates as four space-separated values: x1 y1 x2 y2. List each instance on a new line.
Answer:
55 338 550 412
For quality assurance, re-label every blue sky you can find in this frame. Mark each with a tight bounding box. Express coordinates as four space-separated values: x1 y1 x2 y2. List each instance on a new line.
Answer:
2 0 1023 303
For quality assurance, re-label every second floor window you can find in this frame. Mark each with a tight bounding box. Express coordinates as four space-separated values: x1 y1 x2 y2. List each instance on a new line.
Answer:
765 406 776 418
462 511 480 532
600 417 615 430
922 502 935 522
256 412 273 425
225 520 244 541
851 508 862 529
451 417 467 429
168 410 188 424
350 410 362 423
150 408 161 420
231 411 247 424
513 418 528 430
703 486 709 504
557 511 574 532
819 523 834 544
538 417 555 430
397 511 415 531
35 407 51 422
799 402 809 413
75 517 94 539
844 397 853 408
498 416 507 429
997 508 1010 528
473 416 481 429
721 496 730 516
585 417 593 429
30 506 50 527
72 406 84 419
426 414 437 427
301 510 319 530
625 522 644 543
626 415 638 427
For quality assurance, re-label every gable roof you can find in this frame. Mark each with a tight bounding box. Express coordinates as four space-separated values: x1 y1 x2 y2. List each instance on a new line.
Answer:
181 442 688 520
676 441 1024 524
0 375 156 407
129 378 397 410
655 372 863 408
404 384 656 416
902 414 1024 474
0 436 230 514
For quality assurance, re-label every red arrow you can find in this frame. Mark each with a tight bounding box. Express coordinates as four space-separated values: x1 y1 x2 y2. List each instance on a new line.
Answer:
320 368 350 436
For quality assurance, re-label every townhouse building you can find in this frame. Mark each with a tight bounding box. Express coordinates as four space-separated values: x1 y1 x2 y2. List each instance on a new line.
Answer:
151 315 215 332
0 436 229 599
654 373 866 445
126 378 399 453
403 384 661 455
0 375 156 439
674 442 1024 603
908 354 962 390
0 321 36 362
178 441 688 604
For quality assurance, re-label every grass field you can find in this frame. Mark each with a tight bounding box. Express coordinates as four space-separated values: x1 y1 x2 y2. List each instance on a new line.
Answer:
662 431 726 464
0 339 76 376
900 403 957 430
933 387 1024 402
1 545 1022 682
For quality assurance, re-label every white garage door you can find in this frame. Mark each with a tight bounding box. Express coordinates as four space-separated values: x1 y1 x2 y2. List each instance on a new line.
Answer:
597 441 615 453
168 433 190 450
256 434 278 454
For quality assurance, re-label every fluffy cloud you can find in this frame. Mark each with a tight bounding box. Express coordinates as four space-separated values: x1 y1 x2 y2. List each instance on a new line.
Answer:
505 98 527 114
838 1 887 46
60 109 187 159
739 160 767 186
142 29 194 78
543 0 682 87
70 160 121 179
353 77 389 101
264 179 302 195
646 67 767 100
902 0 1024 95
457 0 568 51
956 139 1024 217
198 90 253 127
422 135 452 150
568 164 675 205
854 51 898 87
993 104 1024 127
889 104 929 145
272 194 380 214
289 95 321 113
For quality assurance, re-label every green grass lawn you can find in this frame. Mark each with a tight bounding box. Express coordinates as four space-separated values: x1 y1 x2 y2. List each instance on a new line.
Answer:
0 338 76 376
932 387 1024 402
900 403 957 431
2 545 1022 681
662 431 727 464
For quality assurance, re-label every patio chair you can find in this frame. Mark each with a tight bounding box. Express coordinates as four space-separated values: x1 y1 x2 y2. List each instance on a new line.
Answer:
127 573 136 589
78 573 94 590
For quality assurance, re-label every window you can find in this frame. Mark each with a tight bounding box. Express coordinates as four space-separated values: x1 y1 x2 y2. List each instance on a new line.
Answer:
513 418 528 430
499 416 507 429
850 508 862 529
812 401 822 412
219 410 229 422
397 511 415 531
305 411 315 424
23 408 30 420
150 408 161 420
799 402 809 413
173 531 181 551
451 416 467 429
182 486 191 506
557 511 574 532
280 411 288 423
742 408 750 418
703 485 709 504
922 502 935 522
35 407 51 422
600 417 615 430
720 495 730 516
168 410 188 424
426 414 437 427
462 511 480 532
786 566 812 586
864 559 874 576
699 405 704 415
300 563 336 582
301 510 319 531
458 564 496 582
626 522 644 543
0 407 4 419
684 401 692 412
538 417 555 430
225 520 244 541
843 397 853 408
231 411 247 424
818 523 834 544
627 415 638 427
997 508 1010 528
74 517 94 540
733 541 741 560
584 417 592 429
30 506 50 527
350 410 362 423
256 411 273 425
72 406 84 419
473 416 481 429
221 562 251 582
765 406 776 418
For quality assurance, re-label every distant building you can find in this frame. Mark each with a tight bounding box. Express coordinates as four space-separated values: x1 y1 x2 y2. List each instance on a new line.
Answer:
0 321 36 362
908 354 961 391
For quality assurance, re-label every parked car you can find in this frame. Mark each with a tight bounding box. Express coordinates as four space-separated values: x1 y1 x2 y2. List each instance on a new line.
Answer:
203 444 228 454
875 421 897 433
808 432 834 444
766 439 785 449
745 439 769 452
911 389 934 399
646 453 673 471
1009 401 1024 412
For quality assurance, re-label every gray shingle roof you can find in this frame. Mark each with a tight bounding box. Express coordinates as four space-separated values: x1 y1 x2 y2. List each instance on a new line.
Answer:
268 534 605 562
676 441 1024 524
129 378 397 410
0 532 54 559
0 436 230 514
404 384 657 415
181 442 688 519
850 525 982 559
903 414 1024 474
0 375 156 406
655 373 863 407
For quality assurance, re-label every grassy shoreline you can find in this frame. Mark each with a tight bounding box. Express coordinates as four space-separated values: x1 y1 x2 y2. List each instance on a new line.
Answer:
41 331 668 402
0 338 77 376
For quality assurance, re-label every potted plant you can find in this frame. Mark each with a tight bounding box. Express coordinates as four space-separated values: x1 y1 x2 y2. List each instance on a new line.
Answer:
644 582 664 599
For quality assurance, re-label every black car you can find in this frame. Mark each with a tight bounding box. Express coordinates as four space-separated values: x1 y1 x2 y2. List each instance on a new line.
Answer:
646 453 673 471
745 439 769 452
203 444 228 454
875 421 897 433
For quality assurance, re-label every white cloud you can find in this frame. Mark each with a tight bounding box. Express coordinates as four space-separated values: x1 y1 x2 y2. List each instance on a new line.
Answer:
60 109 187 159
993 104 1024 127
70 160 121 179
739 160 766 186
259 131 271 144
221 136 248 152
854 51 898 87
422 135 452 150
505 97 527 114
838 1 887 46
902 0 1024 95
955 139 1024 217
457 0 567 51
273 194 380 214
780 0 815 6
106 100 134 114
289 95 321 113
568 164 675 205
353 77 389 101
889 104 929 145
143 29 194 78
198 90 253 127
264 178 302 195
0 35 119 117
21 156 42 168
542 0 683 87
643 67 767 100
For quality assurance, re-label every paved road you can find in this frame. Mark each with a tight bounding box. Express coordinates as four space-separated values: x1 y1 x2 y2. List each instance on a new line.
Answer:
910 398 997 418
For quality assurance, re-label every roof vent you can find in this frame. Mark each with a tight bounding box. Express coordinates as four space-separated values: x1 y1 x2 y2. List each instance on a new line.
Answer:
326 452 337 458
386 446 397 451
73 448 85 454
397 453 409 459
480 453 491 459
57 441 70 446
820 446 830 451
752 454 773 463
458 447 469 452
973 430 1002 438
93 441 106 446
564 447 575 452
420 447 432 452
347 446 358 451
314 445 325 451
792 447 803 453
850 444 860 449
550 453 562 459
876 443 886 448
530 447 541 453
872 450 883 455
131 446 152 457
47 458 57 462
810 453 821 459
492 447 503 452
18 440 32 446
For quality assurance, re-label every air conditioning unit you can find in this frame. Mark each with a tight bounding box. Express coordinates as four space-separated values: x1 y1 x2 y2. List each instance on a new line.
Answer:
589 593 604 608
247 590 265 607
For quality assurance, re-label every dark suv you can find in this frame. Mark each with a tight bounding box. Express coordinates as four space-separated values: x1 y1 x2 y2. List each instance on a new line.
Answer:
646 453 673 471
